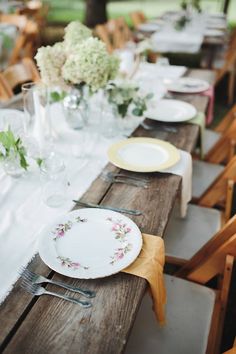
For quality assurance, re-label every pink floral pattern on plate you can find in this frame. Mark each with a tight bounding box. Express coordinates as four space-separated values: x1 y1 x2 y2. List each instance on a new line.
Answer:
107 217 133 265
52 216 89 270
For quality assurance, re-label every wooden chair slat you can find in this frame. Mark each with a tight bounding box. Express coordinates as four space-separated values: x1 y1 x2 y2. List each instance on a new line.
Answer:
176 215 236 278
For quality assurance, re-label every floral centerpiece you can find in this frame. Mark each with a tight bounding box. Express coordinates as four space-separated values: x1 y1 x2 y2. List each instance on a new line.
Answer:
35 21 119 93
35 21 120 129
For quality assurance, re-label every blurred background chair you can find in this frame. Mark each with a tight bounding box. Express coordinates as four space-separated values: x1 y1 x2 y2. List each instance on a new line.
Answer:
0 57 40 101
129 11 147 29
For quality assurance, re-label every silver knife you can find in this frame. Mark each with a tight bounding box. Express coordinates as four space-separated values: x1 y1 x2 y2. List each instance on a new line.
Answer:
73 200 142 216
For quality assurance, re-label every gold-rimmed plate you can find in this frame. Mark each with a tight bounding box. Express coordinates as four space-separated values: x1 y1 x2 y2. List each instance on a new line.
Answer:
108 137 180 173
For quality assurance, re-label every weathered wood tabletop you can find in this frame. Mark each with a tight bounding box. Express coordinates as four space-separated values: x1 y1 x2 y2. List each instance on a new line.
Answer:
0 69 215 354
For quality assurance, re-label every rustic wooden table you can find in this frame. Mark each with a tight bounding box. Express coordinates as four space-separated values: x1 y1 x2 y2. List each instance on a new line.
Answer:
0 69 215 354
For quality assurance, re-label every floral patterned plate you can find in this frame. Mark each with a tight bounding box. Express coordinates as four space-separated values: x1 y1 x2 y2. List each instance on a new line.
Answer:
38 208 142 279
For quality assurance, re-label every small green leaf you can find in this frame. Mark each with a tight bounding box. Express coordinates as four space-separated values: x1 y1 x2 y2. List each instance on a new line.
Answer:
132 107 143 116
118 104 129 118
19 151 29 170
36 158 43 168
50 91 67 103
146 93 154 100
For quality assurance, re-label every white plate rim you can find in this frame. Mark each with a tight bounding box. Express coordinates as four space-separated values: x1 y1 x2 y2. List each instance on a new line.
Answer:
38 208 143 279
108 137 180 172
145 99 197 122
168 78 210 93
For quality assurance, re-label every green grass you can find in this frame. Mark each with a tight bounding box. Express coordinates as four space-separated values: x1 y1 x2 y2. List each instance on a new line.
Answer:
46 0 236 26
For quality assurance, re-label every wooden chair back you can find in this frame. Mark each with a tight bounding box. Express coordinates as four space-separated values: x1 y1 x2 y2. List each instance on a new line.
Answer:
0 14 27 31
9 20 40 65
197 156 236 208
94 23 113 53
0 14 40 64
176 223 236 353
215 105 236 134
176 214 236 279
113 17 132 48
16 1 48 27
130 11 146 29
0 58 40 101
206 109 236 164
95 18 132 52
215 31 236 104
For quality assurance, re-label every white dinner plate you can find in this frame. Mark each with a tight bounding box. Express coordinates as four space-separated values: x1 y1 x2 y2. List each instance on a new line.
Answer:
38 208 142 279
168 77 210 93
145 99 197 122
138 23 160 32
108 137 180 172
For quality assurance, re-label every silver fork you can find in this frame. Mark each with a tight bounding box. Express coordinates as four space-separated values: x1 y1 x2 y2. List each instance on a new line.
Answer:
105 172 149 183
20 279 92 308
20 267 95 298
141 122 177 133
102 175 148 188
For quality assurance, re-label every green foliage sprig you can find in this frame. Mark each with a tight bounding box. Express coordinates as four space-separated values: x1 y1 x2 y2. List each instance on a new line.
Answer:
0 128 29 170
107 82 153 118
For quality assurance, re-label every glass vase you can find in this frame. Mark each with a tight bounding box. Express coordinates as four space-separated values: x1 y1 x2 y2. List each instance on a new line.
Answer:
3 150 25 178
63 86 88 130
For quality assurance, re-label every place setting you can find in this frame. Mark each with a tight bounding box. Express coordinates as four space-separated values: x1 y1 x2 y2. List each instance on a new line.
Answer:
0 2 235 353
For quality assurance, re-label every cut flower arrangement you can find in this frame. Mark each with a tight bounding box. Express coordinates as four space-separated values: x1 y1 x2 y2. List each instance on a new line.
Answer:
35 21 153 127
35 21 120 93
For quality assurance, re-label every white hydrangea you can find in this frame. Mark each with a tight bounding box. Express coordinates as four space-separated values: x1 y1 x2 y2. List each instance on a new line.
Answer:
62 37 119 91
35 42 66 86
64 21 92 52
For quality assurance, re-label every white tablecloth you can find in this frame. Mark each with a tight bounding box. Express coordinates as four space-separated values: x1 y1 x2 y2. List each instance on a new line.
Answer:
0 84 191 302
151 30 203 53
0 103 143 303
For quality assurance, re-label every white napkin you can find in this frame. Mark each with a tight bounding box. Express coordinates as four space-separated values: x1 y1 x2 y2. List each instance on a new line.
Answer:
163 150 192 218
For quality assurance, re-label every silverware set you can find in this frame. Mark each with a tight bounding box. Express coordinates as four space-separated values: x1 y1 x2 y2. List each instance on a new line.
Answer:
73 200 142 216
101 171 149 188
141 121 178 133
20 267 95 308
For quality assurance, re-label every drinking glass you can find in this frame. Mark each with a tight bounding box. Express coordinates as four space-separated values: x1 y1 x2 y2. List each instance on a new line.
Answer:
22 82 52 152
40 153 69 208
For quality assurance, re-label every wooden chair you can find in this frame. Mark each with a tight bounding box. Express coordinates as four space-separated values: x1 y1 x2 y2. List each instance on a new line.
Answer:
125 234 235 354
16 1 48 27
200 105 236 164
192 156 236 208
94 23 114 53
0 58 40 101
95 18 132 53
0 14 40 65
214 30 236 105
0 14 27 32
10 20 40 65
165 203 236 266
113 17 132 49
129 11 146 29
